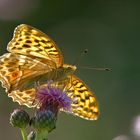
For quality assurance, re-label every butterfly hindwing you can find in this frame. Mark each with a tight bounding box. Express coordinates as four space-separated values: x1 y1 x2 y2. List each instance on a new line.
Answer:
66 75 99 120
0 53 54 92
8 88 38 107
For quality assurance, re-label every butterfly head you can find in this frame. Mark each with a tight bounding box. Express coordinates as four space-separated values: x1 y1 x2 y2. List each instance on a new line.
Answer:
62 64 77 75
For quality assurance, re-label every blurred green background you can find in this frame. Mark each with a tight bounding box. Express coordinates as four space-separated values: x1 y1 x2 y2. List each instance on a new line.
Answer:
0 0 139 140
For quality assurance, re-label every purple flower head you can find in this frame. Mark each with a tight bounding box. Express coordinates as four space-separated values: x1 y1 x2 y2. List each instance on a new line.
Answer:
35 82 72 114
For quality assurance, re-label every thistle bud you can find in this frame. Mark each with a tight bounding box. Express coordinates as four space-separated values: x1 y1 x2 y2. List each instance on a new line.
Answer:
31 110 56 132
28 131 36 140
10 109 30 128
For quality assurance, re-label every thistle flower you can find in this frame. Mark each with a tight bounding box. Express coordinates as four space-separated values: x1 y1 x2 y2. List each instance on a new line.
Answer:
30 82 72 139
35 82 72 114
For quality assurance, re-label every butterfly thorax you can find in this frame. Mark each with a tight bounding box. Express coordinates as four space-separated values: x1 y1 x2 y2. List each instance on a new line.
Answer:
58 64 77 79
47 64 77 81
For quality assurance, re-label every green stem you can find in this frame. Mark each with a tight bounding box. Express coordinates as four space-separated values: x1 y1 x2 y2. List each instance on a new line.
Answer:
35 130 48 140
21 128 28 140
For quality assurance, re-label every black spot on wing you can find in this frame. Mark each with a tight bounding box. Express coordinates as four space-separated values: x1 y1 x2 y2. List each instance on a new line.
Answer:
22 44 31 48
26 40 32 43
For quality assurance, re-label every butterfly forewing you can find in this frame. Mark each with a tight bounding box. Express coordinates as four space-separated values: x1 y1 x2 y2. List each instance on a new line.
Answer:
66 75 99 120
7 24 63 67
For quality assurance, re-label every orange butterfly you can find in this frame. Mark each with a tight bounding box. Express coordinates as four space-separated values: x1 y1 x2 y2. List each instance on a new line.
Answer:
0 24 99 120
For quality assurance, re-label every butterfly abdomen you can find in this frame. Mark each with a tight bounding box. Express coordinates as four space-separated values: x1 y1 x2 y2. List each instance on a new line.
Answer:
18 66 75 90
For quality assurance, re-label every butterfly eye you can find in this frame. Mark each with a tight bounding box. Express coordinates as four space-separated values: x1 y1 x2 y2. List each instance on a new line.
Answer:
64 67 71 72
67 66 72 69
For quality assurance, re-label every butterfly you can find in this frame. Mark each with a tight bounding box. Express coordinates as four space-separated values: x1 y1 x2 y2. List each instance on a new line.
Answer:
0 24 99 120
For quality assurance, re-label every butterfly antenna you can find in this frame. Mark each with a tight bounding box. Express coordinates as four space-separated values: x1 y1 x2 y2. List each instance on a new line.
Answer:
73 49 88 65
73 49 111 71
79 66 112 71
